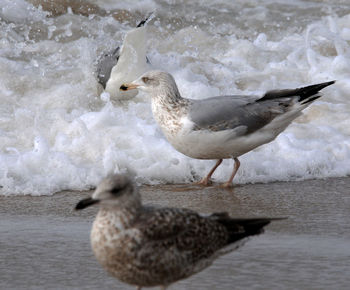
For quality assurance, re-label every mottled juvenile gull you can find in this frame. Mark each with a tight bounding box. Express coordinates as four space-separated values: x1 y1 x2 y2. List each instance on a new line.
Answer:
120 71 335 187
75 174 279 289
96 14 152 100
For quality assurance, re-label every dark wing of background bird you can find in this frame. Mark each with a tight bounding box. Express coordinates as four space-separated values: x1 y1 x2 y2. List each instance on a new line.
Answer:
96 47 121 89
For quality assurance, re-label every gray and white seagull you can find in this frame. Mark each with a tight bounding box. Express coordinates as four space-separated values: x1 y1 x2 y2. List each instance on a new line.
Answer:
75 173 280 289
96 14 152 100
120 71 335 187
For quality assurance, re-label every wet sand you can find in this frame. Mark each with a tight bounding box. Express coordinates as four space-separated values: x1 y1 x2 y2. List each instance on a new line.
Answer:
1 177 349 290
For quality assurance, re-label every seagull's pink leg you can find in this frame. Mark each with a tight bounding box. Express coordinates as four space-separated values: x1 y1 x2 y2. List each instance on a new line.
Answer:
221 158 240 188
196 159 223 186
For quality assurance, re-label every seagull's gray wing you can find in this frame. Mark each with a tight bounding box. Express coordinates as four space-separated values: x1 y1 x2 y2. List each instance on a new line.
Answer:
188 95 280 135
188 81 335 136
96 47 120 89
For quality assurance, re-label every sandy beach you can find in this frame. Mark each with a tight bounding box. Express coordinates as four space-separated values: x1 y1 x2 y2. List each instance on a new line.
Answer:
1 177 349 290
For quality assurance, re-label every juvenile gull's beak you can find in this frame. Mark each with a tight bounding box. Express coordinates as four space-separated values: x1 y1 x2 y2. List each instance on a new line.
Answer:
120 83 139 91
75 197 100 210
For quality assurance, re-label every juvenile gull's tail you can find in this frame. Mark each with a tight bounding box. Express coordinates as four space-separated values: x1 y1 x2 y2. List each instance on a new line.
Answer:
210 213 285 244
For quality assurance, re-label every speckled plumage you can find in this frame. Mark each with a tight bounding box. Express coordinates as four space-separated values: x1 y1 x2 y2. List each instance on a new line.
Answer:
76 174 275 289
121 71 335 186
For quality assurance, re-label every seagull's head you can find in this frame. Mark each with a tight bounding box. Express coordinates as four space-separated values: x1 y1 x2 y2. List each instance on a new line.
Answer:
120 70 179 95
75 174 141 210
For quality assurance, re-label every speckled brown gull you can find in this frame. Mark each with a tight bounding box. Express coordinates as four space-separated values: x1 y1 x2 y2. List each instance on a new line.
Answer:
75 174 280 290
120 71 335 187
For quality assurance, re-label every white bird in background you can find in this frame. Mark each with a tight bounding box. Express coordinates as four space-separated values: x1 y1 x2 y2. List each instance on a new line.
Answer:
96 14 152 100
75 173 281 289
121 70 335 187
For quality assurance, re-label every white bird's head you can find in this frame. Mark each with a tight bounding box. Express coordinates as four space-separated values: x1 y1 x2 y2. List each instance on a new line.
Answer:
75 174 141 210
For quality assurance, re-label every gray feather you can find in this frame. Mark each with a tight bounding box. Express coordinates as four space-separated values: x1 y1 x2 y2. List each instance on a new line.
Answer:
188 81 335 136
96 47 120 89
189 95 281 135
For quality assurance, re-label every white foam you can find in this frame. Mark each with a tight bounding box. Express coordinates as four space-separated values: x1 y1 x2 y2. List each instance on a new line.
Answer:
0 1 350 195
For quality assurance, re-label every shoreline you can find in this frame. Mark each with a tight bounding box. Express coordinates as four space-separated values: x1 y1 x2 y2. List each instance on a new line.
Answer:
1 176 348 217
1 177 349 289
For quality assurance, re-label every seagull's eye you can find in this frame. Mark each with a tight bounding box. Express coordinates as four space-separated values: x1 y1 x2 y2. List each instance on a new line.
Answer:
110 188 121 195
110 187 126 196
142 77 151 84
110 183 128 196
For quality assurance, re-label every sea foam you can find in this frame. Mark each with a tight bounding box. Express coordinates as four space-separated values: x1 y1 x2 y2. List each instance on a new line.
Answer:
0 0 349 195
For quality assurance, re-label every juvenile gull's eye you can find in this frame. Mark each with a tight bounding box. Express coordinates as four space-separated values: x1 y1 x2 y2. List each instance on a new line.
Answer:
111 188 120 195
110 183 128 196
142 77 150 83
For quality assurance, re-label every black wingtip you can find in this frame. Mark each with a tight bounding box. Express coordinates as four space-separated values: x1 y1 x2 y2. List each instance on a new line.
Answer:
136 12 155 28
325 80 336 86
217 216 287 243
312 80 336 91
260 80 336 102
244 217 287 234
298 80 336 102
243 218 272 235
75 197 99 210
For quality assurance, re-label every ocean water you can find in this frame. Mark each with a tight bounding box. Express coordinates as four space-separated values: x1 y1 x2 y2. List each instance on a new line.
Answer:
0 0 350 195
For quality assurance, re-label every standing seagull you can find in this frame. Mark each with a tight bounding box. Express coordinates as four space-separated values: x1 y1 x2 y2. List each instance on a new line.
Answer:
96 14 152 100
120 71 335 187
75 174 279 289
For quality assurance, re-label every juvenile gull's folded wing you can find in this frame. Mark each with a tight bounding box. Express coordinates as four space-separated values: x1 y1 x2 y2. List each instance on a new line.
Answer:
136 207 229 253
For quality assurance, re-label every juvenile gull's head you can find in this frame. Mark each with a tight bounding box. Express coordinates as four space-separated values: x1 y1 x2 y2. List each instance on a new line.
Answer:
120 70 181 99
75 174 140 210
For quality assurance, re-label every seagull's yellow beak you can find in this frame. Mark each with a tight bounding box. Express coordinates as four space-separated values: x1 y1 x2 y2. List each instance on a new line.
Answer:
120 83 139 91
